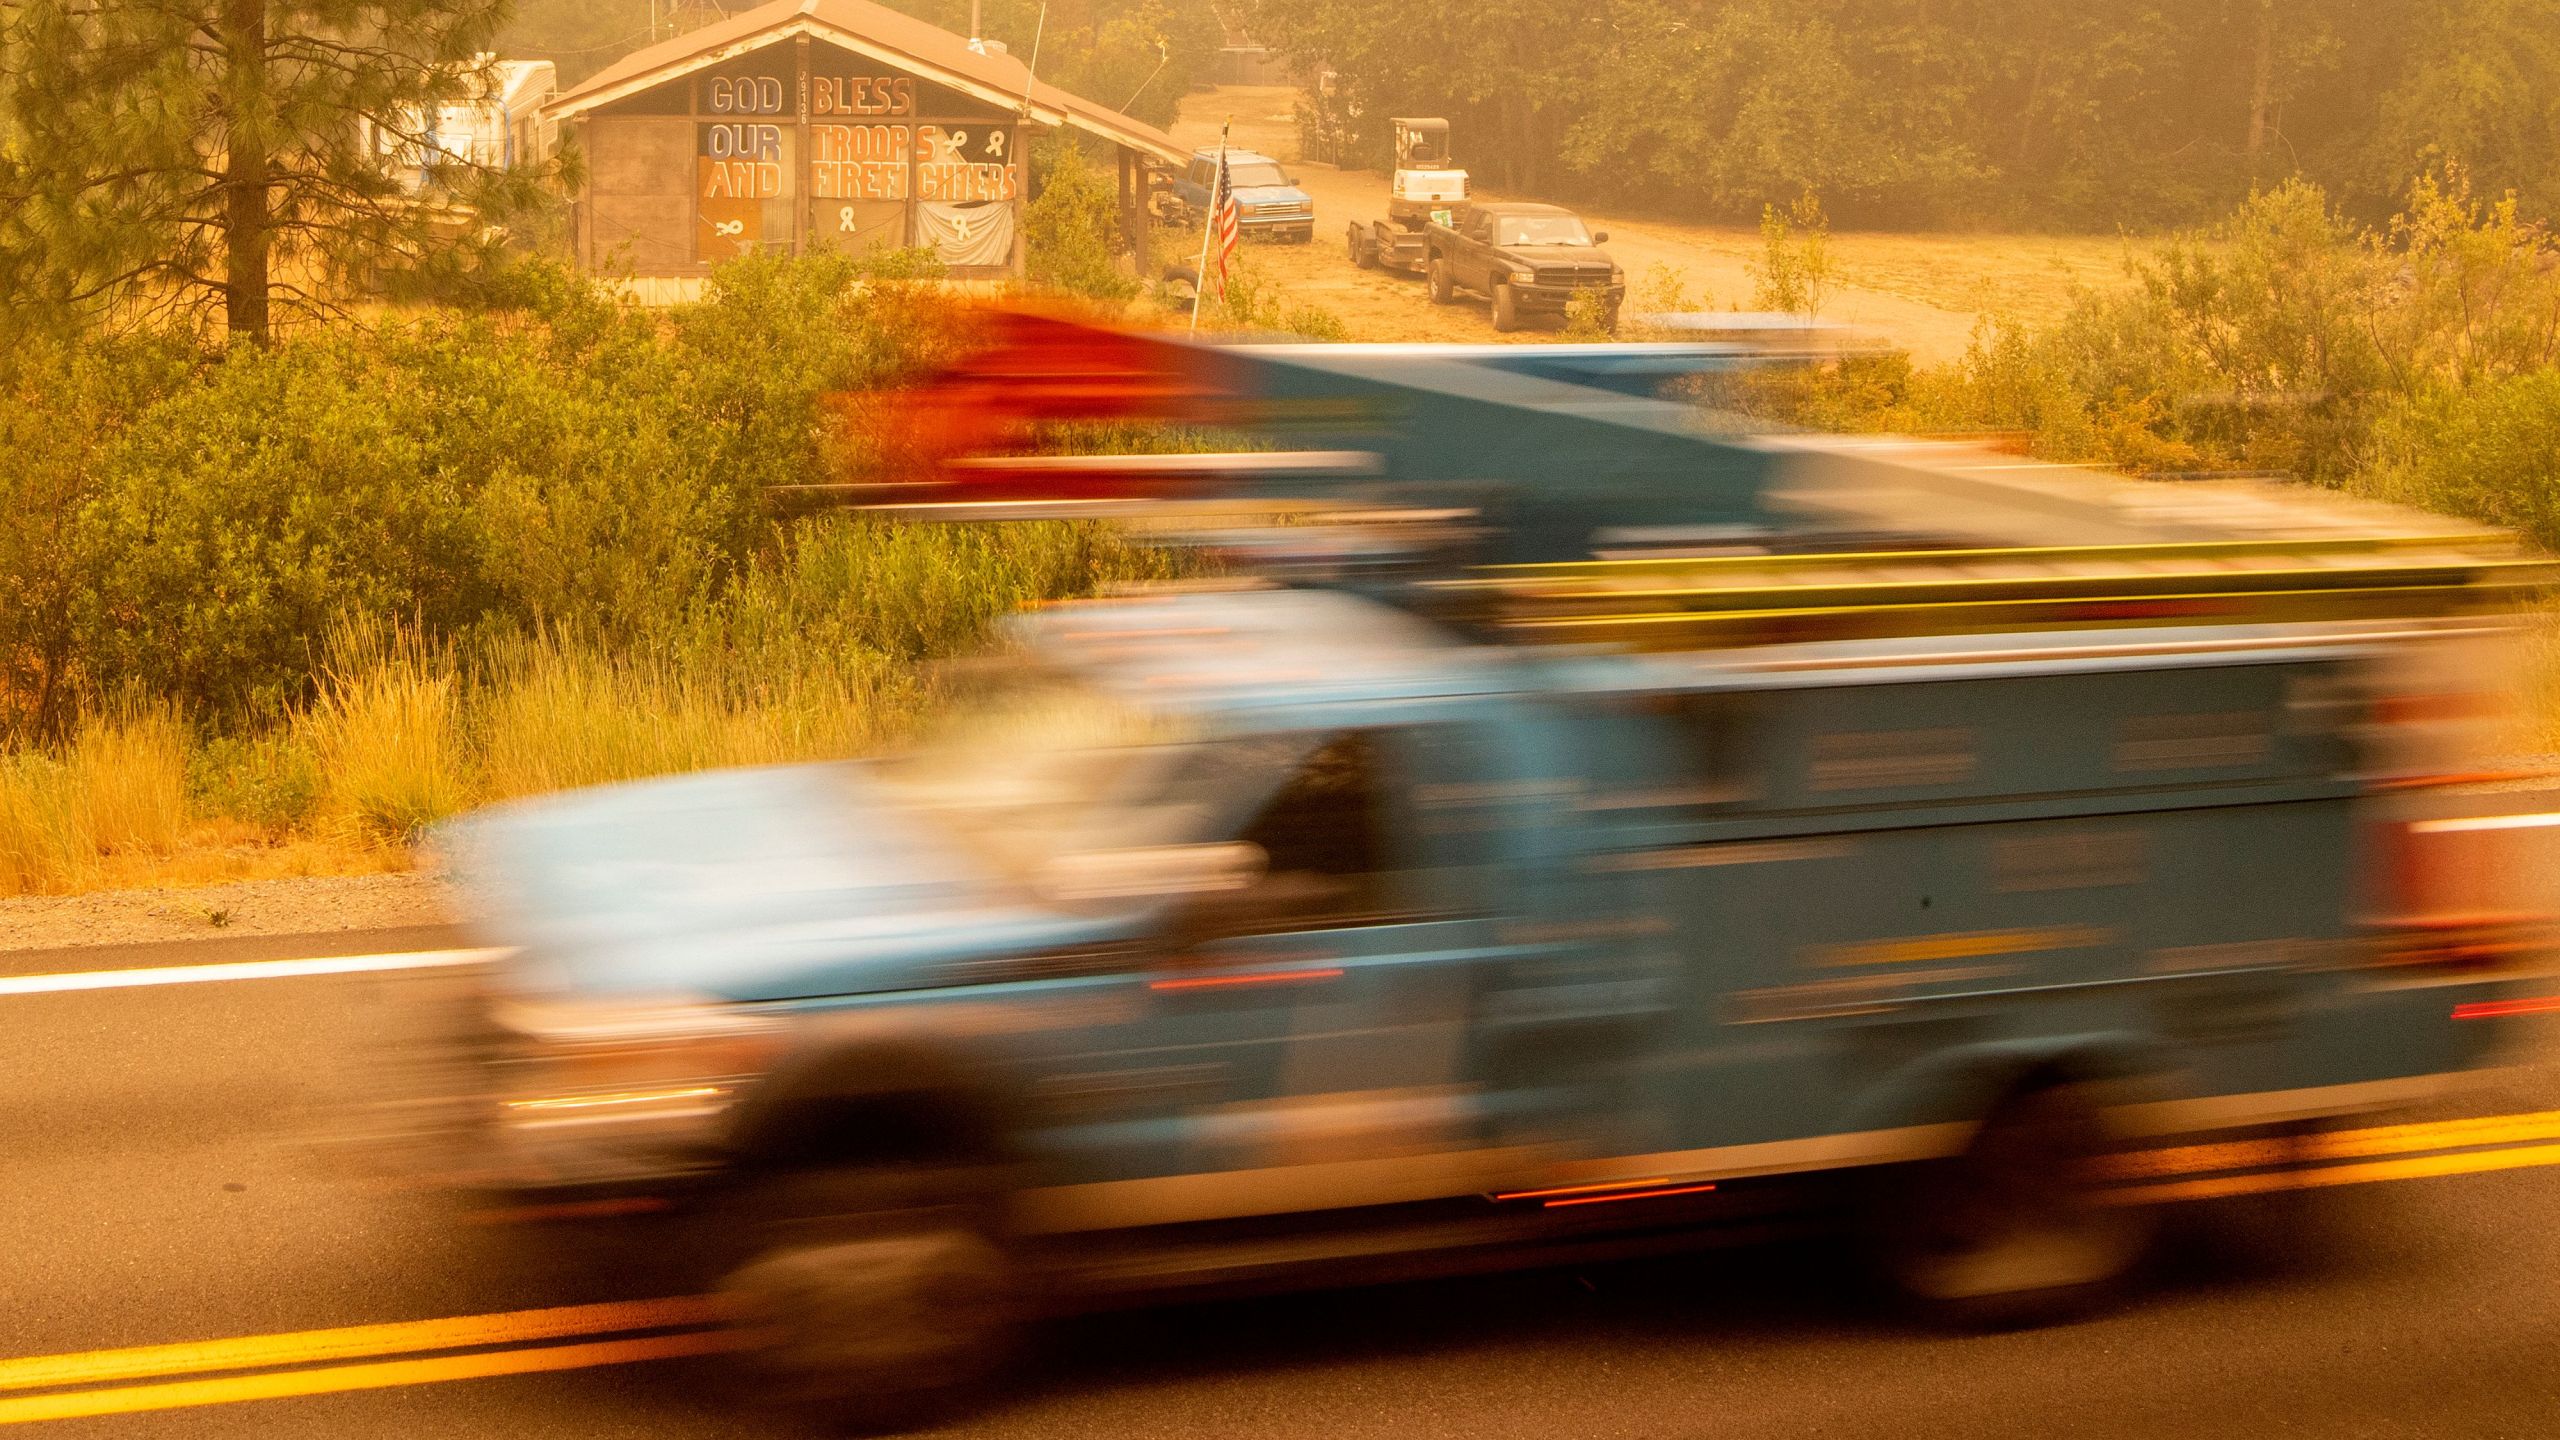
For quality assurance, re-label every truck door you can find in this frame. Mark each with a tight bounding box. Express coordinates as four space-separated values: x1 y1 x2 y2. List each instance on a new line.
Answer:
1159 726 1538 1207
1014 726 1525 1228
1464 211 1497 290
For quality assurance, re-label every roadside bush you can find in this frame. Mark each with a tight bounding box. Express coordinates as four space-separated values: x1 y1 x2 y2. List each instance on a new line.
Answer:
1024 140 1139 301
1562 289 1617 339
1752 190 1835 319
1735 177 2552 492
2365 369 2560 551
8 254 992 734
1219 261 1350 339
188 733 324 832
77 333 490 726
0 336 199 740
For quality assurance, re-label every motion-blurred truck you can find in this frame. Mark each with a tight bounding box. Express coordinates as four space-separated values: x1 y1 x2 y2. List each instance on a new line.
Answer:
400 316 2553 1431
1346 116 1469 273
1427 201 1625 331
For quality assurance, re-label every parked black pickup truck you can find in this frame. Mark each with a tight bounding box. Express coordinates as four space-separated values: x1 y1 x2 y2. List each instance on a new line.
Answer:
1425 201 1625 332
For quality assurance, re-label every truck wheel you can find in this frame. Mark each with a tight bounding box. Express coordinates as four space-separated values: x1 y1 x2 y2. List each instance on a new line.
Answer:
1428 258 1455 304
1491 282 1522 333
720 1167 1019 1432
1349 227 1375 268
1864 1080 2156 1330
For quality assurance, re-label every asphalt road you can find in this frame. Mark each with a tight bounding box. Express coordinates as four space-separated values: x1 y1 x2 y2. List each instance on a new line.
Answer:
6 929 2560 1439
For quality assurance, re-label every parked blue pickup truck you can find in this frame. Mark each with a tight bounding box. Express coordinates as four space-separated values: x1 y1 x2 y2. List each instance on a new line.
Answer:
1169 147 1314 241
412 320 2550 1430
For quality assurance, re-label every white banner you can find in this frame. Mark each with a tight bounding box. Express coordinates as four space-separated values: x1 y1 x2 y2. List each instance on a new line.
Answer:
915 199 1014 268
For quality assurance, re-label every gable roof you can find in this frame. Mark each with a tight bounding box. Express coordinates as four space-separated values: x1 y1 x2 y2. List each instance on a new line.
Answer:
543 0 1185 164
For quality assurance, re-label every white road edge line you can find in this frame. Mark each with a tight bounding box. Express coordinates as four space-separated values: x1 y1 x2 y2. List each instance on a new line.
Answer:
0 948 507 997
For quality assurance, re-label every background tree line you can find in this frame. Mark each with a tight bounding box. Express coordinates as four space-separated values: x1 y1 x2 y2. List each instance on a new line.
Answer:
1251 0 2560 227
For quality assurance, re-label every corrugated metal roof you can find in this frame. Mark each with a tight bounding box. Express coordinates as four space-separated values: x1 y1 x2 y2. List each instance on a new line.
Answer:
543 0 1186 164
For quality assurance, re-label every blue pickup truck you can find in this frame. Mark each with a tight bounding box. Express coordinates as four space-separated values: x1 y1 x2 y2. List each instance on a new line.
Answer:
1169 147 1315 241
415 325 2548 1430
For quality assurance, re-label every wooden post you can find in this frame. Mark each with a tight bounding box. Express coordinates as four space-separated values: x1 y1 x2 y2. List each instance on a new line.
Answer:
792 34 810 255
1116 149 1136 272
572 117 593 270
1126 152 1150 275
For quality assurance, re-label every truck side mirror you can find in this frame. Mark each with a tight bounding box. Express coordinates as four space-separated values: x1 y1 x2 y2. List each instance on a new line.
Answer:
1592 230 1609 244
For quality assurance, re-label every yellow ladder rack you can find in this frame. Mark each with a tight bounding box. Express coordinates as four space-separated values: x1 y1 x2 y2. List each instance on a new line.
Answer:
1425 535 2559 649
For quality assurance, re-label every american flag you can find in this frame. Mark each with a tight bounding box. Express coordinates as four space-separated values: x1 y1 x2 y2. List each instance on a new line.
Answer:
1209 148 1240 297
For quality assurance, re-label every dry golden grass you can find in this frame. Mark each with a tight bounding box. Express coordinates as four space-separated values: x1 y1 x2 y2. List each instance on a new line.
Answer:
0 633 933 898
12 603 2560 897
302 633 471 845
0 709 192 893
471 633 911 804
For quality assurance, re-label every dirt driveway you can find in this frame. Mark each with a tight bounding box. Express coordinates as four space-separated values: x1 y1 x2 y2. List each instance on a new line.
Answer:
1167 87 2137 362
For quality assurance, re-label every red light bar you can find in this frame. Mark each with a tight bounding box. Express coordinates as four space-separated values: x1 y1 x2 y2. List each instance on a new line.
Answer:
2453 996 2560 1020
1541 1182 1719 1209
1149 967 1345 992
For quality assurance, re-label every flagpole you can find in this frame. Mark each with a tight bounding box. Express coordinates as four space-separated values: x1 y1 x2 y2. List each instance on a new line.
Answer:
1187 118 1228 334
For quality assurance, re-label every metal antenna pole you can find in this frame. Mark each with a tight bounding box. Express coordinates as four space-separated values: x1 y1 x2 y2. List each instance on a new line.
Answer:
1019 0 1046 108
1119 39 1169 111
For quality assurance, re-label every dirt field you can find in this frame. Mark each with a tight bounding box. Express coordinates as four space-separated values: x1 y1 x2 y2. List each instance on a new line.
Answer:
1168 86 2142 362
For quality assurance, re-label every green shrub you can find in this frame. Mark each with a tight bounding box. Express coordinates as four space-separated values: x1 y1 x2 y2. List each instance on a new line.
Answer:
76 333 490 725
1217 260 1350 340
1752 190 1835 319
188 733 324 832
0 335 200 740
1023 140 1139 301
2371 370 2560 550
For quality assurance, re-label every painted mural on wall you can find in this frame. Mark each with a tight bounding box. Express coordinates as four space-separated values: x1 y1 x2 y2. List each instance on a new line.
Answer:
697 120 793 259
592 39 1046 272
808 119 1016 261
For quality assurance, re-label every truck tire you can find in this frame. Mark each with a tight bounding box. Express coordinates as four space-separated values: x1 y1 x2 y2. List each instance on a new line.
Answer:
1349 226 1375 268
1491 282 1522 333
1428 258 1455 304
719 1165 1019 1432
1863 1080 2156 1330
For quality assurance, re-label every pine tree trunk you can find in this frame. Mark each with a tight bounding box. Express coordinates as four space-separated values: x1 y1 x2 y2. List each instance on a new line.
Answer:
219 0 272 345
2245 0 2275 167
2016 50 2049 168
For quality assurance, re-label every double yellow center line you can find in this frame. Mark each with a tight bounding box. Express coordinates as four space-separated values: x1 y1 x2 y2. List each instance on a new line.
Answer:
0 1298 736 1426
2107 1106 2560 1204
13 1105 2560 1424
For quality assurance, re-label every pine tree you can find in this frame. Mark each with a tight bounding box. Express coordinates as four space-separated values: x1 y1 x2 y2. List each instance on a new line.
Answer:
0 0 533 344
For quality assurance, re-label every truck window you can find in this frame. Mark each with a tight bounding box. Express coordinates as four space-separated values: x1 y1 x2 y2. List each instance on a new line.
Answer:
1229 733 1406 930
1495 215 1592 246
